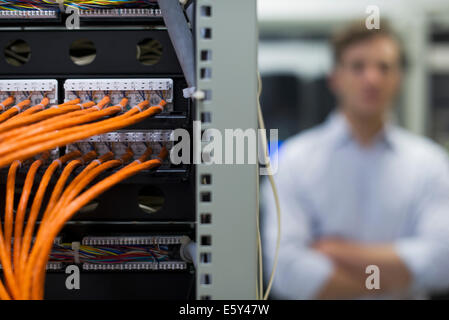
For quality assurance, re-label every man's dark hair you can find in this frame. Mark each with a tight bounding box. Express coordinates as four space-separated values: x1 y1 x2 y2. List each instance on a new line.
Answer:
332 19 407 69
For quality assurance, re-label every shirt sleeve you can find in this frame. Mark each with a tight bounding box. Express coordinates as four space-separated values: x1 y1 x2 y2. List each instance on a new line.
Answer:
261 150 334 299
394 152 449 295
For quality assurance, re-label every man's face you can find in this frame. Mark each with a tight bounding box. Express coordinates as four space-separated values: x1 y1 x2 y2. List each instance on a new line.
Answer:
330 35 402 119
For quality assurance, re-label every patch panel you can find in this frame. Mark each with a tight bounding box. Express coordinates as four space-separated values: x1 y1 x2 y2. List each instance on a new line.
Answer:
0 79 58 106
65 130 174 163
82 235 185 246
0 10 58 19
83 261 187 271
64 78 173 112
46 262 63 271
79 8 161 18
0 262 63 271
43 236 189 272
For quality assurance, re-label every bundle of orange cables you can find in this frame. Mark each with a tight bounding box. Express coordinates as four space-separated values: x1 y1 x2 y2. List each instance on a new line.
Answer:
0 94 168 299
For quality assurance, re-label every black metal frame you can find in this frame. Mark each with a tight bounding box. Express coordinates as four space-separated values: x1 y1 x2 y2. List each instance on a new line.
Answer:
0 25 196 299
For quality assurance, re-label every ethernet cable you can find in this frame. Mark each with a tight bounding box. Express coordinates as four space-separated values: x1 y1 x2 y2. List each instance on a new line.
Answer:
12 152 50 278
12 97 49 119
17 148 134 298
0 96 14 112
17 150 82 278
4 160 21 255
0 89 167 299
0 100 164 168
257 71 281 300
24 148 167 299
49 149 134 221
0 98 31 123
40 150 98 224
0 100 96 141
34 148 158 298
0 98 82 134
0 99 144 157
0 97 121 143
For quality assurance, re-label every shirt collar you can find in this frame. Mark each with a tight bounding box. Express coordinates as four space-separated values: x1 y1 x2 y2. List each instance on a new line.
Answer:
324 110 397 150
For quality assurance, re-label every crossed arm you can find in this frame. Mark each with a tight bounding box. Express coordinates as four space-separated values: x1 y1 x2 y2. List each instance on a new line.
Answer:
312 238 411 299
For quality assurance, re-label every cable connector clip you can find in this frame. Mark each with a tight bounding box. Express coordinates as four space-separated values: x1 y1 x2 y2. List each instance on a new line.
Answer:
72 241 81 264
183 86 197 99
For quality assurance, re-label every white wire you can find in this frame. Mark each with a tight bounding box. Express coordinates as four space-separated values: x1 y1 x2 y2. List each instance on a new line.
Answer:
256 71 282 300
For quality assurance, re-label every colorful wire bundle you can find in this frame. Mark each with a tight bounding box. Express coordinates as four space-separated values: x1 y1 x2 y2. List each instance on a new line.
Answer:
50 244 171 263
0 0 157 11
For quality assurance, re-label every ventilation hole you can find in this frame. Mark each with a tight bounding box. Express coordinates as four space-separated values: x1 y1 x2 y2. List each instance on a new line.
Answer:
4 39 31 67
201 235 211 246
201 174 211 185
137 38 163 66
137 186 165 214
79 200 99 214
200 252 211 264
200 274 212 285
201 112 211 123
201 192 211 202
200 5 212 17
200 213 212 224
204 90 212 101
200 49 212 61
69 39 96 66
200 67 212 80
201 28 212 39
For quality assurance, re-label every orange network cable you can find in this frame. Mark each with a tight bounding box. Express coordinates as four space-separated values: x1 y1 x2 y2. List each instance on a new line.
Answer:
0 99 31 123
10 150 107 298
4 160 21 255
0 98 145 155
12 152 50 276
1 155 47 300
17 150 82 279
0 96 14 113
0 100 97 142
0 160 22 299
46 151 115 218
48 149 134 224
0 98 82 134
24 148 167 299
0 100 148 157
29 148 136 299
9 97 50 120
0 100 165 168
40 150 98 225
0 97 145 156
0 231 15 299
0 98 127 143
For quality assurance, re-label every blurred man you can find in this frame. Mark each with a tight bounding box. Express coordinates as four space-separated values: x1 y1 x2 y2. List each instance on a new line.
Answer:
262 21 449 299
